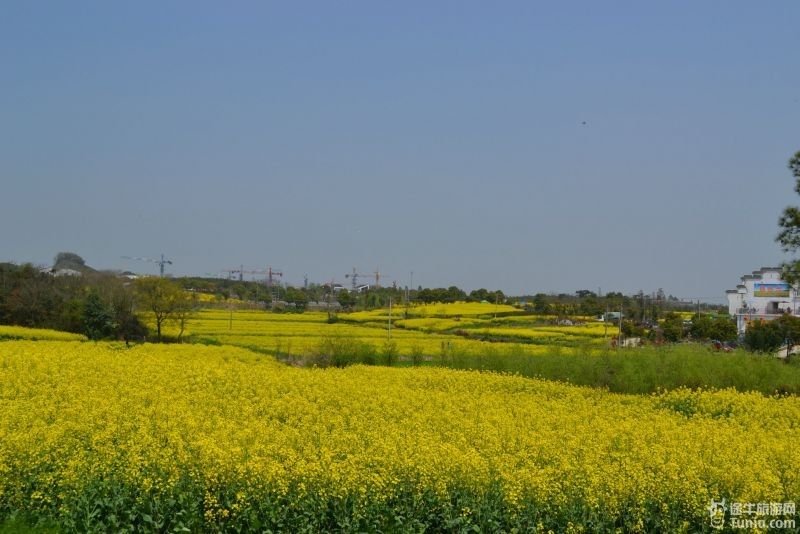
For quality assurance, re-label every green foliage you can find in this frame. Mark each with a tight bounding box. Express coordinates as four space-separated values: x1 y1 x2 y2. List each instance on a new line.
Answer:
0 512 60 533
416 286 467 303
621 320 645 337
744 315 800 354
335 290 356 310
308 336 379 367
744 320 785 353
777 150 800 284
134 278 195 340
468 288 506 304
302 336 800 395
380 340 399 366
52 251 93 273
0 263 146 341
283 286 308 310
660 313 685 342
532 293 550 314
0 480 710 533
689 314 737 341
775 314 800 345
82 292 116 340
434 344 800 396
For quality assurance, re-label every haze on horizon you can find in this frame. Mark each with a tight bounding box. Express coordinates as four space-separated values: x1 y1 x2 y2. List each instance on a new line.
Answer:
2 1 799 300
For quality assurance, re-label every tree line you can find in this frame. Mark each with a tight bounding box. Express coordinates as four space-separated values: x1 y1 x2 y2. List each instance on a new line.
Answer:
0 255 196 342
0 260 146 341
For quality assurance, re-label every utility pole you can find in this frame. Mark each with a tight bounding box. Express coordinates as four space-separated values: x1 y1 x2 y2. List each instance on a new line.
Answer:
405 271 414 316
388 297 393 339
641 290 646 323
121 254 172 278
327 278 335 321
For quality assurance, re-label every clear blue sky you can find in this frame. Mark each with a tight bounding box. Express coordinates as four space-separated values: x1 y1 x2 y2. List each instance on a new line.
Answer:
2 1 799 299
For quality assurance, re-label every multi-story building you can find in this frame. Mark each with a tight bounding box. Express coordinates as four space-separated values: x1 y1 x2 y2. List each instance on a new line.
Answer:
726 267 799 335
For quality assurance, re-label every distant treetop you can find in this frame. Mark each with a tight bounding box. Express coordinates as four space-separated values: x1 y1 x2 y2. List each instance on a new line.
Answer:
53 252 95 273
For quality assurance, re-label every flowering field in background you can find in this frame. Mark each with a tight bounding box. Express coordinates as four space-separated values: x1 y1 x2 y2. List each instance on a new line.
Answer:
174 309 578 358
0 340 797 531
0 325 86 342
346 301 520 321
168 306 608 359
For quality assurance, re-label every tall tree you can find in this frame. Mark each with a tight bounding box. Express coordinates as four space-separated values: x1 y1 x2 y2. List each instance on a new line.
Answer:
134 277 194 340
172 292 198 340
777 150 800 283
82 292 116 340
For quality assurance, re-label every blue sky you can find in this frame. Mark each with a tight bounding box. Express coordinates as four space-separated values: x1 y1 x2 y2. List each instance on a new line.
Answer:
1 1 799 299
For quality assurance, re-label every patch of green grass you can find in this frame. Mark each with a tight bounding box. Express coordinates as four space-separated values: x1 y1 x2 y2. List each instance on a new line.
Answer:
428 343 800 395
0 513 59 534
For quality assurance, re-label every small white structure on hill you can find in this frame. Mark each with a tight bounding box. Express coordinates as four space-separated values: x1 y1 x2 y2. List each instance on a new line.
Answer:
726 267 799 335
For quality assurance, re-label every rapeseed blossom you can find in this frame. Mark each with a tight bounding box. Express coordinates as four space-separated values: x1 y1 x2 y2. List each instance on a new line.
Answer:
0 340 797 530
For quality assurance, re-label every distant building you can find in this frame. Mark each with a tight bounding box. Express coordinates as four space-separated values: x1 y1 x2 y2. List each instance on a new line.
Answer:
599 312 621 323
40 266 83 277
53 268 82 277
726 267 799 335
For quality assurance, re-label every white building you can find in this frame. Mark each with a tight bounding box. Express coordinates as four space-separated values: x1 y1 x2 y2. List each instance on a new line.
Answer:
726 267 799 335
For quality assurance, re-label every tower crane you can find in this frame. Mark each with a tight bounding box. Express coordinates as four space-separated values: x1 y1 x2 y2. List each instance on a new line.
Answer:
223 265 249 281
346 267 390 291
223 266 284 285
345 267 370 291
122 254 173 277
372 266 390 289
266 267 283 288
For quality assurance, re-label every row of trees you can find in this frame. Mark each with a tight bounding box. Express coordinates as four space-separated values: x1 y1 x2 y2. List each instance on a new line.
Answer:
414 287 506 304
0 261 146 340
0 256 197 341
178 276 511 311
520 290 721 322
657 313 737 342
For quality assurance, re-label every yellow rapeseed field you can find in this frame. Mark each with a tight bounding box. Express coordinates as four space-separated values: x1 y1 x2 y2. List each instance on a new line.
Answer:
176 309 557 358
0 340 797 531
0 325 86 342
347 301 520 321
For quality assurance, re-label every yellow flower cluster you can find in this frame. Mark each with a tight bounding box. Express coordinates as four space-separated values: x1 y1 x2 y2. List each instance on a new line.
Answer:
0 341 797 530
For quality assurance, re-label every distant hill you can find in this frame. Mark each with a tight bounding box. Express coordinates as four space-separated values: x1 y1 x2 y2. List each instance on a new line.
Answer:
52 252 96 274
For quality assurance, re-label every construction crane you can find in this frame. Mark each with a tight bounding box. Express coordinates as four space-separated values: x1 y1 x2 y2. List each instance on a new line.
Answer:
224 266 263 282
266 267 283 288
372 266 391 289
345 267 370 292
122 254 172 277
223 265 247 281
346 266 390 291
223 265 283 285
